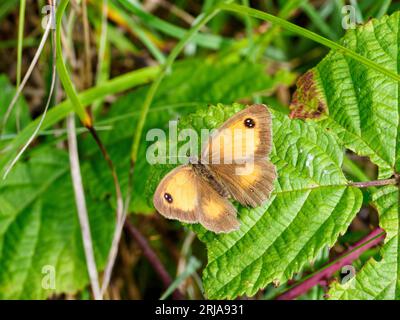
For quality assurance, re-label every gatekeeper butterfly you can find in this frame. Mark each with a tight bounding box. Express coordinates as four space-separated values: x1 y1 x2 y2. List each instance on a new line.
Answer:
153 104 276 233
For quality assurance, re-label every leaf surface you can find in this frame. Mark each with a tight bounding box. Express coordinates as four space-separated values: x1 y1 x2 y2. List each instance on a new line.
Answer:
150 103 363 299
290 12 400 300
290 13 400 178
0 148 114 299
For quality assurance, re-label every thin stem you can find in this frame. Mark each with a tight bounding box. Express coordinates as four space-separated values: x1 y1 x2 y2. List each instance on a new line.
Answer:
3 9 57 180
56 0 92 125
67 113 102 300
301 1 338 40
160 256 200 300
348 178 398 188
92 0 109 117
81 0 92 88
276 227 386 300
107 0 166 64
86 126 123 224
342 156 372 184
350 0 363 23
1 10 51 134
16 0 26 131
218 3 400 83
100 157 134 296
376 0 392 19
241 0 254 58
117 0 230 50
96 0 109 81
156 0 203 28
176 231 197 298
124 218 184 300
247 0 301 61
100 202 127 297
16 0 26 87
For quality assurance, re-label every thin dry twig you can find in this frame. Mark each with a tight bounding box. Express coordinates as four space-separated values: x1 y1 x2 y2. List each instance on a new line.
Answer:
83 129 124 297
67 113 102 300
348 178 398 188
3 11 55 180
1 14 52 136
100 211 127 297
100 160 133 296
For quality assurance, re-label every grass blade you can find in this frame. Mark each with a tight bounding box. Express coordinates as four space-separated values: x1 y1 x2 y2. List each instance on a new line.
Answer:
160 257 201 300
219 3 400 82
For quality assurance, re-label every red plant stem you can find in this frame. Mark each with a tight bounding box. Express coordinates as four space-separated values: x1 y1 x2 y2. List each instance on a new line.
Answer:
348 178 398 188
276 227 386 300
124 219 184 300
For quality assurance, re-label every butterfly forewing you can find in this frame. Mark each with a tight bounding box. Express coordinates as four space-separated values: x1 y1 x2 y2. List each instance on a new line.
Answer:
202 104 276 207
201 104 272 163
206 160 276 207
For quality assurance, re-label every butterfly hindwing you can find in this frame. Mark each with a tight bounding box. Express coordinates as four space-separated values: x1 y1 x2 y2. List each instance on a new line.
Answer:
197 178 239 233
206 159 276 207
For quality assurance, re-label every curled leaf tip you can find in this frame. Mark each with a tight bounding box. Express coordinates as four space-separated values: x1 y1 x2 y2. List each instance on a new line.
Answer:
289 70 328 120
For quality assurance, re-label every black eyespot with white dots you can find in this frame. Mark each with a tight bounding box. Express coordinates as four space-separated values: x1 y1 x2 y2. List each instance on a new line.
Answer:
164 193 173 203
244 118 255 128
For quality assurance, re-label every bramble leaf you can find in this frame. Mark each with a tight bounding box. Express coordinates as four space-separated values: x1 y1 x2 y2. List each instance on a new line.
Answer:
0 148 114 299
328 186 399 299
290 12 400 179
150 103 363 299
290 12 400 300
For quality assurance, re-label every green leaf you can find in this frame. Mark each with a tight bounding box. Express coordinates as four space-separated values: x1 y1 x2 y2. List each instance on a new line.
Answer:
150 103 362 299
329 185 399 299
290 12 400 300
0 147 114 299
290 12 400 179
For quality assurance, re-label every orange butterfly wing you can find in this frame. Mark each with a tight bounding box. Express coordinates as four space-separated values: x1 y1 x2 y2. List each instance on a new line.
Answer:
153 165 239 233
201 104 276 207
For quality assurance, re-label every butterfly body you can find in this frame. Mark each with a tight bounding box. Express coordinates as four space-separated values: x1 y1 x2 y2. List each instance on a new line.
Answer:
153 104 277 233
190 162 230 199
